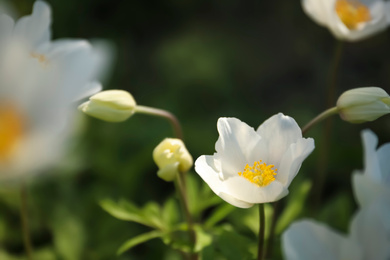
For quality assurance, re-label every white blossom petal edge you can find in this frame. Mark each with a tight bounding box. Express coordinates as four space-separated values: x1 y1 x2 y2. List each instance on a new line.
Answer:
0 1 108 179
302 0 390 41
352 129 390 207
194 113 315 208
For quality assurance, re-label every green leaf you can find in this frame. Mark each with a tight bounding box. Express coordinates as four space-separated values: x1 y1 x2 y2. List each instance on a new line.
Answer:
142 202 164 229
276 179 312 234
162 198 180 228
100 199 157 228
215 226 255 260
52 208 85 260
117 230 164 255
193 226 212 252
186 173 222 218
204 203 235 228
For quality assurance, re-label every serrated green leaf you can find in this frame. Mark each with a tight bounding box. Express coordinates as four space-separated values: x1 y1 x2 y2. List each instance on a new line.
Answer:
142 202 164 229
117 230 164 255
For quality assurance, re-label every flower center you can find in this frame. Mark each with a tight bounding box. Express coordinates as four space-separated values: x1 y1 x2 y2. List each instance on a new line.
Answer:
0 104 24 162
335 0 371 30
238 160 277 187
31 52 49 66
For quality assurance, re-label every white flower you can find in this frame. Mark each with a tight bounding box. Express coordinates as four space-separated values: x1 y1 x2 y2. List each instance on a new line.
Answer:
0 1 107 178
79 90 137 122
352 129 390 207
282 220 362 260
336 87 390 123
194 113 315 208
282 197 390 260
302 0 390 41
153 138 193 182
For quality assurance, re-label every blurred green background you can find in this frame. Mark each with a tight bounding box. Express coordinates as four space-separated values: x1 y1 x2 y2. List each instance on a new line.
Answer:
1 0 390 259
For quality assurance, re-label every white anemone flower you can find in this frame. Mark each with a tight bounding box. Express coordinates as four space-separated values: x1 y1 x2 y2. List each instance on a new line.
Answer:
194 113 315 208
282 197 390 260
352 129 390 207
302 0 390 41
0 1 106 179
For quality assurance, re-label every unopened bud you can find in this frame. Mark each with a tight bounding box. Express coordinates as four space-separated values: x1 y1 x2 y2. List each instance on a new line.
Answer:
153 138 193 182
78 90 136 122
336 87 390 123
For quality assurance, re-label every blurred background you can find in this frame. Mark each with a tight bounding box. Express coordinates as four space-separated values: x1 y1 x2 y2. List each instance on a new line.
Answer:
1 0 390 259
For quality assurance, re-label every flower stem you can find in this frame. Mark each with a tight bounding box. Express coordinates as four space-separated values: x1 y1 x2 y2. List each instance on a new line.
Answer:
135 105 184 140
265 201 280 259
301 107 338 135
20 182 33 260
138 105 196 259
257 204 265 260
175 173 198 260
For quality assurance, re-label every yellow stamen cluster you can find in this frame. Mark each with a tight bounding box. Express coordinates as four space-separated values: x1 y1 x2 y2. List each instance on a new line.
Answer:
335 0 371 30
238 160 277 187
0 105 24 161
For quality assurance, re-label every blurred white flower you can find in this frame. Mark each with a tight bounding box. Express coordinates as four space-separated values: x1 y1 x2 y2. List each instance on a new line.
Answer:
302 0 390 41
282 220 362 260
194 113 314 208
352 129 390 207
0 1 107 178
282 197 390 260
153 138 193 182
336 87 390 123
79 90 136 122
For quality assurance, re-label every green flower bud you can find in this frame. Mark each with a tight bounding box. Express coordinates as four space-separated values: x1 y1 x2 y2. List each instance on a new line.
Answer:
153 138 193 182
78 90 136 122
336 87 390 123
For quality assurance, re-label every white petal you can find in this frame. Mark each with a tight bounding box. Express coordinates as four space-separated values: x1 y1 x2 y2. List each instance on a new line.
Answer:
13 1 51 48
329 1 388 41
282 219 362 260
195 155 253 208
223 176 288 204
352 171 390 207
256 113 303 165
73 81 103 101
301 0 335 27
277 138 315 186
218 192 254 208
377 142 390 183
215 117 262 178
350 197 390 260
361 129 382 181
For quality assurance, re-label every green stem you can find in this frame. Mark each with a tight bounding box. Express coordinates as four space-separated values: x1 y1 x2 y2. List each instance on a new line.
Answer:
135 105 184 140
175 173 198 260
312 40 343 209
265 201 279 259
301 107 338 135
257 204 265 260
20 182 33 260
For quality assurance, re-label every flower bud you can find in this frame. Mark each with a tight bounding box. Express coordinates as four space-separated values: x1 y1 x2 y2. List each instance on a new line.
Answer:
78 90 136 122
336 87 390 123
153 138 193 182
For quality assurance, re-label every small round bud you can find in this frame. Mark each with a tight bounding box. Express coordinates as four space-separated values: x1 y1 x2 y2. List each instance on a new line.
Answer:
336 87 390 123
153 138 193 182
78 90 136 122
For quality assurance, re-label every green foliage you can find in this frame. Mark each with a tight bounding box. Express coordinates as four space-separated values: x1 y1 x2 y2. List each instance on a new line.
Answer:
117 230 164 255
276 179 312 234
